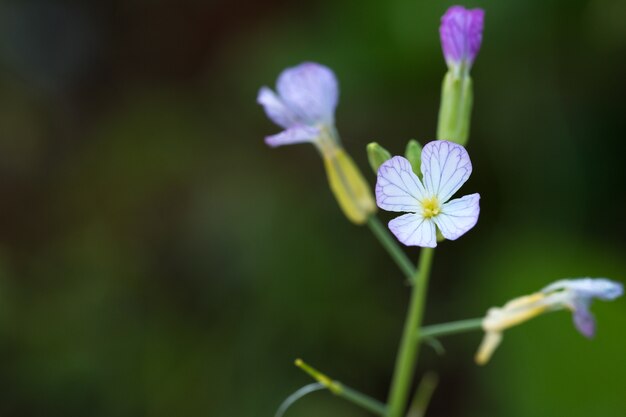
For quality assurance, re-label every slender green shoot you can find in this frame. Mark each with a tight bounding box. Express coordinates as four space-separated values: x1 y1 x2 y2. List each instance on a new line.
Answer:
406 372 439 417
367 216 416 282
294 359 387 416
419 318 483 339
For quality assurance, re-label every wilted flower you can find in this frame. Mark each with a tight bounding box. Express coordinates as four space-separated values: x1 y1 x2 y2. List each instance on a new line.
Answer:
439 6 485 72
475 278 623 365
375 140 480 247
258 62 376 224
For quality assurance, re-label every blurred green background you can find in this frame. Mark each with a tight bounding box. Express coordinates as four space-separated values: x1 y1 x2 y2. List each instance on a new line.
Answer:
0 0 624 416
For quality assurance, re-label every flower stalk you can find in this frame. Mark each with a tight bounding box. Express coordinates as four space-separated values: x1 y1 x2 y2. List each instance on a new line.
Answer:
386 247 435 417
366 216 416 282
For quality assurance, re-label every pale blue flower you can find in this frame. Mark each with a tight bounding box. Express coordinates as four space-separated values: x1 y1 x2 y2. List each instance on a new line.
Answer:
476 278 623 364
542 278 623 338
375 140 480 247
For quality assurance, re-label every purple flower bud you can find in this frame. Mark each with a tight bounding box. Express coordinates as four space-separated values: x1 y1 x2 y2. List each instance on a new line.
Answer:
439 6 485 68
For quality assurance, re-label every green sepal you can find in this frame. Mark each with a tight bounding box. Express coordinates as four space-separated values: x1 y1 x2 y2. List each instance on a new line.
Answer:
366 142 392 174
404 139 422 176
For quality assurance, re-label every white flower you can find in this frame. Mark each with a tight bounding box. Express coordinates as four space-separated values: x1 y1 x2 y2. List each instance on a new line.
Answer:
375 140 480 247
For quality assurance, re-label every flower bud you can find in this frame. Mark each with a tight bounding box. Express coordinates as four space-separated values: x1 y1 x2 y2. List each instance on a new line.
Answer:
437 6 484 146
366 142 392 174
404 139 422 176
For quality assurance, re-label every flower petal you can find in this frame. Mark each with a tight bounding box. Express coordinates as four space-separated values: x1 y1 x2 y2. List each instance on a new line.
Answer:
543 278 624 301
421 140 472 202
440 6 485 67
265 125 320 147
277 62 338 125
434 193 480 240
375 156 426 212
572 301 596 338
388 213 436 247
257 86 299 129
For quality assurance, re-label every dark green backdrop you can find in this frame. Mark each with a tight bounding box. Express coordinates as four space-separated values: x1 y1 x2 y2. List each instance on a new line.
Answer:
0 0 624 416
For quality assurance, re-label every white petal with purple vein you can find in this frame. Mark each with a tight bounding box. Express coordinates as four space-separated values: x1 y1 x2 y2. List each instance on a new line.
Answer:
434 193 480 240
376 156 426 212
388 213 437 247
421 140 472 202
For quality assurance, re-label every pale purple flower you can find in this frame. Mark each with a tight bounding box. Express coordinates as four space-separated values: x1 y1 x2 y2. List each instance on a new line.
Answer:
542 278 624 338
375 140 480 247
440 6 485 69
257 62 338 148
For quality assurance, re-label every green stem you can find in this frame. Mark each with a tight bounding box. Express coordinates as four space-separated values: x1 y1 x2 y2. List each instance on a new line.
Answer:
340 385 387 416
367 216 416 281
406 372 439 417
419 318 483 339
295 359 387 416
386 247 435 417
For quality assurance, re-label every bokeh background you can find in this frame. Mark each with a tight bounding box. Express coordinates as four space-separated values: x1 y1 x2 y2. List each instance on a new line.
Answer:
0 0 625 416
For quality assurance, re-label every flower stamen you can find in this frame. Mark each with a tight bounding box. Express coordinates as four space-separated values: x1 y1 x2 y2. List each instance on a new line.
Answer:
421 197 441 219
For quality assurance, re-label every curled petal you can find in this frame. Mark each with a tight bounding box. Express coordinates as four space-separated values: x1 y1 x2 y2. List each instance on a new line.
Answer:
376 156 426 212
434 193 480 240
543 278 624 301
388 213 436 247
572 301 596 338
440 6 485 66
257 86 299 129
421 140 472 202
265 125 320 147
277 62 338 125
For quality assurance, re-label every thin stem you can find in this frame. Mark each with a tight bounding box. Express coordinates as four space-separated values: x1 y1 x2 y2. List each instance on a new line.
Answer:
295 359 387 416
367 216 416 281
419 318 483 339
386 247 435 417
406 372 439 417
275 383 326 417
340 385 387 416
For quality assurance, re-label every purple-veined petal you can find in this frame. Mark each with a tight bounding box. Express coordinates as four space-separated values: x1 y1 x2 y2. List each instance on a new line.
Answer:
542 278 624 301
265 125 320 148
421 140 472 202
388 213 437 247
277 62 338 125
572 301 596 338
434 193 480 240
257 86 300 129
376 156 426 212
440 6 485 67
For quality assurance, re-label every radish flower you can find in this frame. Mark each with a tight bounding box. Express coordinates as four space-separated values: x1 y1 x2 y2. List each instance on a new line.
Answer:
375 140 480 247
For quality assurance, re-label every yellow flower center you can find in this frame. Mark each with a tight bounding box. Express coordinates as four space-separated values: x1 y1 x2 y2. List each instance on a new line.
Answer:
421 197 441 219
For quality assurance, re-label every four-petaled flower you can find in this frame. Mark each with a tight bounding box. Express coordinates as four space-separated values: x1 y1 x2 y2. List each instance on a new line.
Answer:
475 278 623 365
440 6 485 71
375 140 480 247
